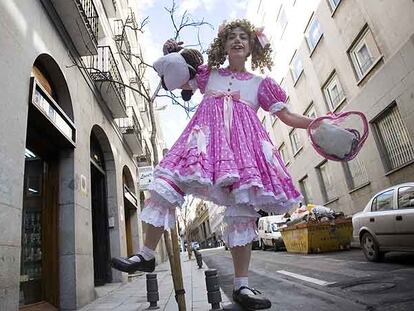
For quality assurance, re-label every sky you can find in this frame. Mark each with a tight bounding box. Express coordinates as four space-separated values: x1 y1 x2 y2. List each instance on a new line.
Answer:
135 0 249 148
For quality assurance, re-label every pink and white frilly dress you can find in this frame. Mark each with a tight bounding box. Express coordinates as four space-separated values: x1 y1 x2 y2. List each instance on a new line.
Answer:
141 64 302 246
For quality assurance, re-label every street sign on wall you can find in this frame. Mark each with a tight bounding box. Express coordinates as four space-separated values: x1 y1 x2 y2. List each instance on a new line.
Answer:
138 166 153 190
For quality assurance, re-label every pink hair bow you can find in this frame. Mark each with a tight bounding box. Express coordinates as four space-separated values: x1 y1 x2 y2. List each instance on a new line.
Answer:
255 27 269 48
218 20 227 34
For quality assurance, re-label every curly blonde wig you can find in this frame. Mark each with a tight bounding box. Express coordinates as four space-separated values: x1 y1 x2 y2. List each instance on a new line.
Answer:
207 19 273 73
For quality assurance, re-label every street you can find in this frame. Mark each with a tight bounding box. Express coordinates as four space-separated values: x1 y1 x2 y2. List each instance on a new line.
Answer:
201 247 414 311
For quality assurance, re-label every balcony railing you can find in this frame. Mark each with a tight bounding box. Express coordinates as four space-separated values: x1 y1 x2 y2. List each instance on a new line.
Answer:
48 0 99 55
119 107 142 139
78 0 99 45
117 106 143 154
113 19 132 62
137 141 152 166
86 46 126 117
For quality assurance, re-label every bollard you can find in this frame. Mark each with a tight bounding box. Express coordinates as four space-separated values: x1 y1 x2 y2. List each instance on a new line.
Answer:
146 273 160 310
205 269 222 310
194 250 203 268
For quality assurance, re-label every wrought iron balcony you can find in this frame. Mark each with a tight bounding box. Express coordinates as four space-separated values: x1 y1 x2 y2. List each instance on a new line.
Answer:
117 106 143 155
113 19 132 63
102 0 117 18
48 0 99 56
137 141 152 166
86 46 127 118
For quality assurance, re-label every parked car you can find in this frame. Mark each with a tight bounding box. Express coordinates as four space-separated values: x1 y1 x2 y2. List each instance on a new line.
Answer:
352 182 414 262
258 215 287 251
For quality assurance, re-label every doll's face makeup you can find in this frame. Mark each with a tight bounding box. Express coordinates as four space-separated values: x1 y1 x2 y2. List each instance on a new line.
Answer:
225 27 251 60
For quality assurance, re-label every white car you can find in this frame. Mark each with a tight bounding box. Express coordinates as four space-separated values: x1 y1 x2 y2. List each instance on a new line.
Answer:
352 182 414 262
258 215 287 251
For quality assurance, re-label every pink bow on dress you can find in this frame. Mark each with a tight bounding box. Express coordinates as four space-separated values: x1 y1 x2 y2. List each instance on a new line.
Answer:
206 90 241 144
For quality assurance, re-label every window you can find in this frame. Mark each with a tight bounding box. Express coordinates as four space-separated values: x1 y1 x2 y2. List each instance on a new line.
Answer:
343 157 369 190
299 176 314 204
323 73 345 110
328 0 341 11
304 104 317 118
277 6 288 39
371 190 394 212
305 15 323 52
374 104 414 170
278 143 289 164
289 129 302 155
290 52 303 84
349 27 382 80
398 186 414 209
317 161 336 202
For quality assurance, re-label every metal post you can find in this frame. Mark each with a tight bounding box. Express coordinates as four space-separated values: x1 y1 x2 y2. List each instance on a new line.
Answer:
146 274 160 309
205 269 222 310
194 250 203 268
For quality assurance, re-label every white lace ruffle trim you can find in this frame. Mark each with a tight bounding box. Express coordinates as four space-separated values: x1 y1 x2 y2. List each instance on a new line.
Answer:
140 200 177 229
223 216 258 248
152 167 302 215
148 177 185 206
269 102 289 117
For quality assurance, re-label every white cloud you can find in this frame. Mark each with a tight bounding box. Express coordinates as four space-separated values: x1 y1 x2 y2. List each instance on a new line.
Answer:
177 0 221 15
135 0 156 12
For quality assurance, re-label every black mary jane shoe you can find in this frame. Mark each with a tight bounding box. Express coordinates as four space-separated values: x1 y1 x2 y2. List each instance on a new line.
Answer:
111 254 155 273
232 286 272 310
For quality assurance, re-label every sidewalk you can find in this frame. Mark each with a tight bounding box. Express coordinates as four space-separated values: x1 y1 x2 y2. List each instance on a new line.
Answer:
79 253 231 311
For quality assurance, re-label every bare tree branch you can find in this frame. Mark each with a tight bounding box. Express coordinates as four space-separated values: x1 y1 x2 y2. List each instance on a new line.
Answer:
70 0 211 165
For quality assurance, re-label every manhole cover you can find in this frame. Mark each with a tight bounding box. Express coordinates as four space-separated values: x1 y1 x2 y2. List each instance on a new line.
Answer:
346 282 395 293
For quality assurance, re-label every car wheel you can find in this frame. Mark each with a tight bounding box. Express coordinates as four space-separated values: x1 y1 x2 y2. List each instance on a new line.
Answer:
261 239 266 251
361 232 383 262
272 240 278 252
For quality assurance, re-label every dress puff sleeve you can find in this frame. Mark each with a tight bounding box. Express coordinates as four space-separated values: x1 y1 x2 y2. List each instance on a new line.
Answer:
188 64 210 94
257 77 289 116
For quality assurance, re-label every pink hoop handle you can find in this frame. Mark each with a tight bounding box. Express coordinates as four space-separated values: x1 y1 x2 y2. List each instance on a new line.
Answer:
307 111 369 161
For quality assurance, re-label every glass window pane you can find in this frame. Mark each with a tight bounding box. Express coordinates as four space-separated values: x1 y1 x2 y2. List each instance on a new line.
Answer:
347 157 369 189
329 0 341 10
290 130 302 153
306 18 322 50
375 105 414 170
319 162 336 200
398 186 414 209
324 74 345 109
373 190 394 211
299 176 313 204
291 53 303 82
278 144 288 164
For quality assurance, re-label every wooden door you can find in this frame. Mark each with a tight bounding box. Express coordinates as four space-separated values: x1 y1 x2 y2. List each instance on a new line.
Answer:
20 155 59 308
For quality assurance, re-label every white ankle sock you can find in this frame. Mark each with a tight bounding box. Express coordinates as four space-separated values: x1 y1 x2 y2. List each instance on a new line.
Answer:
234 277 255 295
234 277 249 290
129 246 155 262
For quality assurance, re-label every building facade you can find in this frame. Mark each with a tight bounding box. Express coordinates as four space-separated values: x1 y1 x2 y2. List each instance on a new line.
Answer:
248 0 414 216
0 0 166 310
189 200 214 249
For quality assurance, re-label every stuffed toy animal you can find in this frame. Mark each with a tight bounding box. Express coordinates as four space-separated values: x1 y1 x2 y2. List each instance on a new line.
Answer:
153 48 203 101
307 111 369 161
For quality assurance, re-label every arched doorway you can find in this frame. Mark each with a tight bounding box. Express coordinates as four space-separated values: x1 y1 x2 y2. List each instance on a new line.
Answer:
20 55 75 309
122 166 138 257
90 127 113 286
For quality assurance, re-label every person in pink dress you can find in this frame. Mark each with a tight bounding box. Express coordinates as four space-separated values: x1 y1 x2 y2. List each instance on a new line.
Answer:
112 19 314 310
